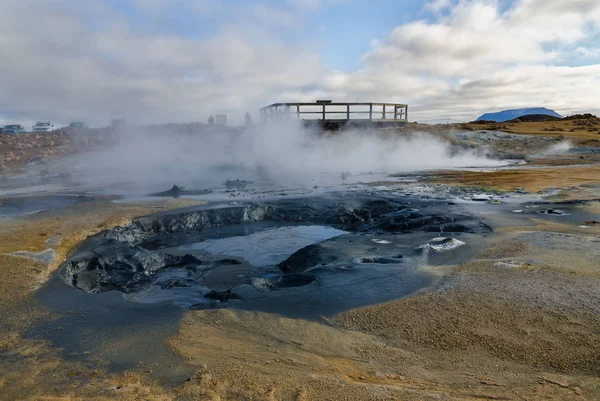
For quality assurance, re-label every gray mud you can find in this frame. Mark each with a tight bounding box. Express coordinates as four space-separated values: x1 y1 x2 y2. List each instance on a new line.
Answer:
55 193 490 317
28 188 596 387
33 276 193 386
26 191 493 384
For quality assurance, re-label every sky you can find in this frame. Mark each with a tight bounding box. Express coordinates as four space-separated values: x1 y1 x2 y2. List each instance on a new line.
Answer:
0 0 599 126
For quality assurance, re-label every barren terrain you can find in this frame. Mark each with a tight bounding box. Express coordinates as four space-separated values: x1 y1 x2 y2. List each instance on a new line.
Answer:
1 119 600 400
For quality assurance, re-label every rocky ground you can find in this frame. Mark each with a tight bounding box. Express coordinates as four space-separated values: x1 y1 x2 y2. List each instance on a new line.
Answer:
0 129 107 171
1 118 600 400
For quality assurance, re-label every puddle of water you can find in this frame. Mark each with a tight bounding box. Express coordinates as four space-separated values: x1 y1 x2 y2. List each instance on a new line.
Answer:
121 225 348 308
182 225 347 266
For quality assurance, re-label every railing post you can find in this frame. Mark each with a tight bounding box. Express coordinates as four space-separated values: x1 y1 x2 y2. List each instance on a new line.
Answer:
297 104 300 120
369 104 372 121
394 105 397 120
347 104 350 120
322 104 326 120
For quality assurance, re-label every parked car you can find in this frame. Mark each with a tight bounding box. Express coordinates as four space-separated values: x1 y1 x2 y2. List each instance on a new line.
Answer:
1 124 26 134
32 121 55 132
68 122 88 129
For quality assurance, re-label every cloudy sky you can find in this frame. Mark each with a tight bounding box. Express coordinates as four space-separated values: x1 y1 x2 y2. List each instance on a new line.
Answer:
1 0 599 126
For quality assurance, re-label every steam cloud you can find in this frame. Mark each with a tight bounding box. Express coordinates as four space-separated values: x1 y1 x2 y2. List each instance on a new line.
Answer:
542 140 573 155
65 123 505 193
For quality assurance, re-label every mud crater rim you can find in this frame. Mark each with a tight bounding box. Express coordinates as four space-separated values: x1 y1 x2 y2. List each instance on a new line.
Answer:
58 193 489 314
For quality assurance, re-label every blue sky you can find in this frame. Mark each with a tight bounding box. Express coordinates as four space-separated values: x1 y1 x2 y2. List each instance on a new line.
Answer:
101 0 525 71
103 0 458 70
1 0 599 126
308 0 430 70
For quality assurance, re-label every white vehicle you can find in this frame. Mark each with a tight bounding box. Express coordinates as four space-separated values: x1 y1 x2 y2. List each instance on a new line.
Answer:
32 121 55 132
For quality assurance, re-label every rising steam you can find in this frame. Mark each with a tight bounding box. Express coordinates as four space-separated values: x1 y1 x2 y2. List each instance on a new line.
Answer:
65 122 505 192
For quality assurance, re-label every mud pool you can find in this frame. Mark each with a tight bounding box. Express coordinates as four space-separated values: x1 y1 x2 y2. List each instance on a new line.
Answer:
22 191 491 381
20 184 597 388
48 193 490 317
45 188 599 319
181 225 348 266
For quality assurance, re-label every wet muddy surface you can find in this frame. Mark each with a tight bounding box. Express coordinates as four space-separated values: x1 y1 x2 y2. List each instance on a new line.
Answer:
16 190 493 384
19 181 600 389
38 190 597 320
0 194 93 217
33 276 193 386
54 193 490 316
2 122 600 399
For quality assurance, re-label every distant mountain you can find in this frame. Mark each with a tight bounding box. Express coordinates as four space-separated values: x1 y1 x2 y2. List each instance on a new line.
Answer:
475 107 562 122
506 114 562 123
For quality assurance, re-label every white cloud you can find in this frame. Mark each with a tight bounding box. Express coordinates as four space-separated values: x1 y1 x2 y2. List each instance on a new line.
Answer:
334 0 600 120
0 0 599 127
0 0 325 126
425 0 454 13
363 0 600 78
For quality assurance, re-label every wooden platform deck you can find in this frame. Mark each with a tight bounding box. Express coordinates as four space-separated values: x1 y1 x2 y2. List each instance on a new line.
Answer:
260 101 408 129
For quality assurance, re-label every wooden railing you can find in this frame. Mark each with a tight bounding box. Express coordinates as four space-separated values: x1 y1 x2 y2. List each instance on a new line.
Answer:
260 102 408 123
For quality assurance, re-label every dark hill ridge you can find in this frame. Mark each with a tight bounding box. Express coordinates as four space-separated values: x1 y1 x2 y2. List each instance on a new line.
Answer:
476 107 562 122
507 114 562 123
563 113 598 120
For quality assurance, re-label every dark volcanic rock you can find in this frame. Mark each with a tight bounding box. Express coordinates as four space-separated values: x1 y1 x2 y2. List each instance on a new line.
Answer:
60 194 488 294
277 244 338 274
106 195 486 244
357 257 401 264
161 278 195 289
150 185 212 198
205 289 240 302
275 273 317 287
61 239 202 293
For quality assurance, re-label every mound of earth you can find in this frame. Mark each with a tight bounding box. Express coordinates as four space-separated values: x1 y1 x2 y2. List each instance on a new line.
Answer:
563 113 598 120
507 114 562 123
